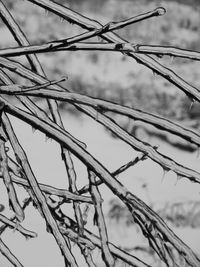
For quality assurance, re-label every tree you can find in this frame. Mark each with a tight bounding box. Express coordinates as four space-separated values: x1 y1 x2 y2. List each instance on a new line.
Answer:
0 0 199 266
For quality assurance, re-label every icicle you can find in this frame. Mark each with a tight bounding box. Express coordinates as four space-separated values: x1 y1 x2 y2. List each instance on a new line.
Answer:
170 56 174 64
32 127 36 134
152 71 157 77
189 98 195 111
13 221 19 232
161 167 169 183
45 10 49 16
156 54 163 59
60 17 65 23
45 135 50 142
174 174 182 185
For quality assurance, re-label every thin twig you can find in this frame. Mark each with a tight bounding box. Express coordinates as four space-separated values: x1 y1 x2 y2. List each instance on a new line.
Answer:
0 173 92 204
48 197 150 267
134 44 200 61
0 213 37 238
79 153 147 195
0 125 25 222
0 238 23 267
0 197 32 235
2 113 78 267
0 0 43 73
88 170 115 267
0 68 86 149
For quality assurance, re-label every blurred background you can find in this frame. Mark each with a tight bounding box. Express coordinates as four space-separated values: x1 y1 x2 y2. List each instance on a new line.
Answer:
0 0 200 266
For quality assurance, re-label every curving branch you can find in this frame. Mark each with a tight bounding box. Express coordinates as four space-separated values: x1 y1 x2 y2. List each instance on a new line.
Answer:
1 85 200 148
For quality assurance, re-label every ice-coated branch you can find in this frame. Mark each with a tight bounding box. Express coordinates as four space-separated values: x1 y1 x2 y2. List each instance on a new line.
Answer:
2 113 78 267
0 68 86 149
88 170 115 267
49 197 151 267
79 153 147 195
0 213 37 238
1 97 200 266
2 85 200 148
0 238 23 267
0 129 25 222
134 44 200 61
0 4 84 235
0 58 200 183
0 173 92 204
0 197 32 235
27 0 200 105
27 0 165 31
1 41 200 64
0 0 43 73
